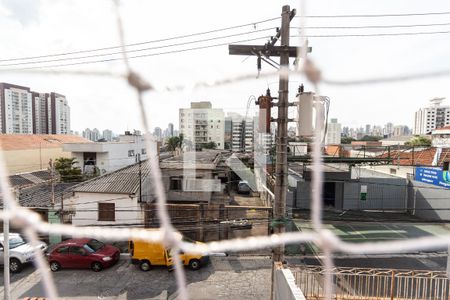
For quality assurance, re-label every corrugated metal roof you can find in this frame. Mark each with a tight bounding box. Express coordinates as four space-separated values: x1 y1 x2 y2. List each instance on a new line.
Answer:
70 160 151 194
9 170 52 188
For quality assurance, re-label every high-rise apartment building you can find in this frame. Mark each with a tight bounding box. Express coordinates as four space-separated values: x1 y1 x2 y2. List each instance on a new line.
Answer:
0 83 70 134
179 101 224 150
0 83 33 134
325 118 342 145
49 92 70 134
414 97 450 135
102 129 113 141
228 113 254 152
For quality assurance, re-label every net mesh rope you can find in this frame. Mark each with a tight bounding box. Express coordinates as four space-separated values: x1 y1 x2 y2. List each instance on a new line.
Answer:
1 1 449 300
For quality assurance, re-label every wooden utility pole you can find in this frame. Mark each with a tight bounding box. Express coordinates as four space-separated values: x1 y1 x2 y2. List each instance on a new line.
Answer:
228 5 310 263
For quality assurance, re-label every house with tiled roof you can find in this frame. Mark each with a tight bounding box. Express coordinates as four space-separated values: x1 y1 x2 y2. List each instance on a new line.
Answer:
63 160 153 226
0 134 91 175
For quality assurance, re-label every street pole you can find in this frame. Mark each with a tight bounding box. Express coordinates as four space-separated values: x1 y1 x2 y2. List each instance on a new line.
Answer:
273 4 291 263
49 159 55 207
3 198 10 300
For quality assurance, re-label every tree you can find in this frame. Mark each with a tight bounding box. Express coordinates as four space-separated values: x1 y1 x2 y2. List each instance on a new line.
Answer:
360 135 383 141
165 134 184 151
341 136 355 144
202 141 217 149
405 136 431 147
54 157 82 182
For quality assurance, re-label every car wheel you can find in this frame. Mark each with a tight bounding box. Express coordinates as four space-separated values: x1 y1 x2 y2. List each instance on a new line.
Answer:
139 260 151 272
189 259 201 270
91 262 103 272
9 258 22 273
50 261 61 272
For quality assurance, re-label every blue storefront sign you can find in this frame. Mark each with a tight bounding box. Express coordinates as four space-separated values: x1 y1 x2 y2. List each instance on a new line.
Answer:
415 167 450 188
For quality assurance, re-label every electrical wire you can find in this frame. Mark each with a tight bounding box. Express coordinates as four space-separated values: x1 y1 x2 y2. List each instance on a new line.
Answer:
0 34 276 71
296 11 450 18
293 22 450 30
0 27 276 67
0 16 281 62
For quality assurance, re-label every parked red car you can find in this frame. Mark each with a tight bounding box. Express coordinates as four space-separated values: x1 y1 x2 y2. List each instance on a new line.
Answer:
47 238 120 272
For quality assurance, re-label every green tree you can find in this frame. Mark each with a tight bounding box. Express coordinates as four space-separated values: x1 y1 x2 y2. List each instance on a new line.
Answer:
341 136 355 144
360 135 383 141
165 134 184 151
405 136 431 147
54 157 82 182
202 141 217 149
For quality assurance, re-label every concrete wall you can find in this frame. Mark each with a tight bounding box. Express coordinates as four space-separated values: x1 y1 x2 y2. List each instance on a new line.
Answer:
273 265 306 300
294 168 407 211
5 147 71 175
408 180 450 221
162 168 214 202
65 192 144 226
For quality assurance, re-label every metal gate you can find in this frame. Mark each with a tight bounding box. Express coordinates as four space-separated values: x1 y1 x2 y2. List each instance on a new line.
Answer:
292 265 449 300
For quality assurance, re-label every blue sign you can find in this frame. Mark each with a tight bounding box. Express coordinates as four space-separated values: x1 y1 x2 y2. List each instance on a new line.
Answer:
415 167 450 188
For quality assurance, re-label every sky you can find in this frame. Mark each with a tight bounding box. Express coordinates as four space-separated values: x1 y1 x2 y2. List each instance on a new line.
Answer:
0 0 449 134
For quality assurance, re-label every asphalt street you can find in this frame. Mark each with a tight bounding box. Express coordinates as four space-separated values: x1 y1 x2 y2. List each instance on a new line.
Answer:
0 256 272 300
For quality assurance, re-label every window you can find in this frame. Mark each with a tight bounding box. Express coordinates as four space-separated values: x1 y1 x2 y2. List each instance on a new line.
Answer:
70 246 86 256
56 246 69 254
98 203 115 221
128 150 135 157
141 148 146 155
169 176 183 191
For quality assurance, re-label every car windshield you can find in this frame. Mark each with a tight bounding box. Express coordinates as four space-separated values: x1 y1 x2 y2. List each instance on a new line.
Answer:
9 236 26 249
86 239 105 252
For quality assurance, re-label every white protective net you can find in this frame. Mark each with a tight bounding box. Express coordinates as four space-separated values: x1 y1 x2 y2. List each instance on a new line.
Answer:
1 1 450 300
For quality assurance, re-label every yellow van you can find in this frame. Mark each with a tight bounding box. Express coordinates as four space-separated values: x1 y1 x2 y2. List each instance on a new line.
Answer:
129 234 209 271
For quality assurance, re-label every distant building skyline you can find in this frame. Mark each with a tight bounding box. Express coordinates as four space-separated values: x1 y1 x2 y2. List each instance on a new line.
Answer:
0 82 70 134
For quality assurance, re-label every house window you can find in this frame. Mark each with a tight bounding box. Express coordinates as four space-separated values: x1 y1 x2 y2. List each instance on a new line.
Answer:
141 148 146 155
128 150 135 157
170 176 183 191
98 203 115 221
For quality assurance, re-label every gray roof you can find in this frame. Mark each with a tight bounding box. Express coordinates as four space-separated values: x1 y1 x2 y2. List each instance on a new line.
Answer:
0 182 76 208
9 170 52 188
18 183 77 207
70 161 151 194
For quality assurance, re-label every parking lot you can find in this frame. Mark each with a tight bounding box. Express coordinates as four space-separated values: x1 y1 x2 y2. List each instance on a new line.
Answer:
0 256 272 299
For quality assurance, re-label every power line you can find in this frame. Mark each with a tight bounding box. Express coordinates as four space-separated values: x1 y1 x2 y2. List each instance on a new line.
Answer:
292 22 450 30
0 16 280 62
296 11 450 18
303 30 450 38
0 34 275 71
0 27 276 67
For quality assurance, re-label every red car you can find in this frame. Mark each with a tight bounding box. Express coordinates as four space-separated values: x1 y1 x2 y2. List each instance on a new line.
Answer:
47 238 120 272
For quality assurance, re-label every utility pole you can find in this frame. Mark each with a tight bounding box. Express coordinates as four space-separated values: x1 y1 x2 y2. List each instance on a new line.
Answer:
49 159 55 207
272 5 291 263
136 153 142 202
229 5 310 263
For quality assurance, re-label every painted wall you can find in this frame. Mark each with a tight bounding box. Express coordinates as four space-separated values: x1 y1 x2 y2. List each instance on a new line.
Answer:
65 192 144 226
4 148 71 175
273 267 306 300
408 180 450 221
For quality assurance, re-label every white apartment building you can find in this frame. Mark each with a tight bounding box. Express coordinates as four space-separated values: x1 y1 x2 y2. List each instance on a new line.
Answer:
325 118 342 145
414 97 450 135
0 83 70 134
0 83 33 134
227 113 255 152
179 101 224 150
50 93 70 134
